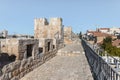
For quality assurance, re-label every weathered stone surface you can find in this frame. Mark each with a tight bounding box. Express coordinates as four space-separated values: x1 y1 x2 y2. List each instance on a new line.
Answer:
0 39 19 57
12 69 20 76
8 72 12 79
34 18 63 40
0 39 39 60
11 61 21 70
0 18 82 80
34 18 64 51
20 43 93 80
38 38 53 54
2 61 21 73
1 73 10 80
2 64 11 73
11 77 18 80
64 27 73 44
20 59 28 68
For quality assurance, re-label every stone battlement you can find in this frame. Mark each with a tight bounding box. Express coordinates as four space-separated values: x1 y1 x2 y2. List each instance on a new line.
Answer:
34 18 49 26
34 17 62 26
49 18 62 26
34 17 64 45
0 17 75 80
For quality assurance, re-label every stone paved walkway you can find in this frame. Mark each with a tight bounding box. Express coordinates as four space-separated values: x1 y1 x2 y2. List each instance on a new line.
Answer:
20 42 93 80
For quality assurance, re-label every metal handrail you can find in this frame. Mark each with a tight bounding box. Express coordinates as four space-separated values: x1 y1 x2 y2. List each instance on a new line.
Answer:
82 39 120 80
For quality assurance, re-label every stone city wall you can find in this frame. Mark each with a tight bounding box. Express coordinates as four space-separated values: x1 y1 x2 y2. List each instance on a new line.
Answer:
39 38 53 54
0 17 67 80
34 17 64 50
0 39 19 58
0 39 39 60
0 50 57 80
0 38 58 80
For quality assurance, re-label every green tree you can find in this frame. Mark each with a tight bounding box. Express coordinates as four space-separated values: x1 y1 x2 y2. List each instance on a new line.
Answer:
101 36 113 55
101 36 120 56
101 36 112 50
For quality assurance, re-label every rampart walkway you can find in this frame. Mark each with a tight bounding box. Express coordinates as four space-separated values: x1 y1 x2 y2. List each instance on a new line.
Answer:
21 42 93 80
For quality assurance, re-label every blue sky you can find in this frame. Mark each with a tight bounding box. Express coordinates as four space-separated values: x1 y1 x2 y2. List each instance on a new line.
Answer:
0 0 120 35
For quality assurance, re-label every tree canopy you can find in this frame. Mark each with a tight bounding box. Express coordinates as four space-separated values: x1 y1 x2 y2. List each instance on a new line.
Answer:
101 36 120 56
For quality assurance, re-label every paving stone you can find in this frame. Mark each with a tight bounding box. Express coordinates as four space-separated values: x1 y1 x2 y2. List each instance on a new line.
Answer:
20 42 93 80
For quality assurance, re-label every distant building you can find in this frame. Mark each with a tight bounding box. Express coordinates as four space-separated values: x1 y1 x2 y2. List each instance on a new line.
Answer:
109 27 120 35
93 32 116 44
86 30 98 35
86 29 117 44
97 28 109 33
7 34 34 39
0 30 8 38
97 27 120 35
112 39 120 48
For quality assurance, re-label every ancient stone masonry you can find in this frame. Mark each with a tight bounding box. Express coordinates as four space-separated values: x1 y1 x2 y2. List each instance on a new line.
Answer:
0 38 39 60
34 18 64 39
0 38 57 80
39 38 53 54
0 50 57 80
0 17 71 80
64 27 73 44
63 27 79 44
34 18 49 39
34 18 64 49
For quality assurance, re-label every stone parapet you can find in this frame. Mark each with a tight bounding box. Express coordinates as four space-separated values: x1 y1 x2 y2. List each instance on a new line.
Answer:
0 38 39 60
0 49 57 80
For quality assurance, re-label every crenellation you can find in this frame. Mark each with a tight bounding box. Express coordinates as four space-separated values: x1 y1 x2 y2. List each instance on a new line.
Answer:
34 18 49 39
0 17 77 80
34 18 49 26
34 17 64 50
49 18 62 26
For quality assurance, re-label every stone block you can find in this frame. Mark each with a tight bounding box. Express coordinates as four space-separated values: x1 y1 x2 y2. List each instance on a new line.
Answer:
1 73 10 80
12 69 20 76
0 38 39 60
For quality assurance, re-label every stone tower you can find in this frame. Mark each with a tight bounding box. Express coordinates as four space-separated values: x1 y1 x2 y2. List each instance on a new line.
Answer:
34 18 49 38
64 27 72 39
64 27 72 44
49 18 63 39
34 17 64 40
